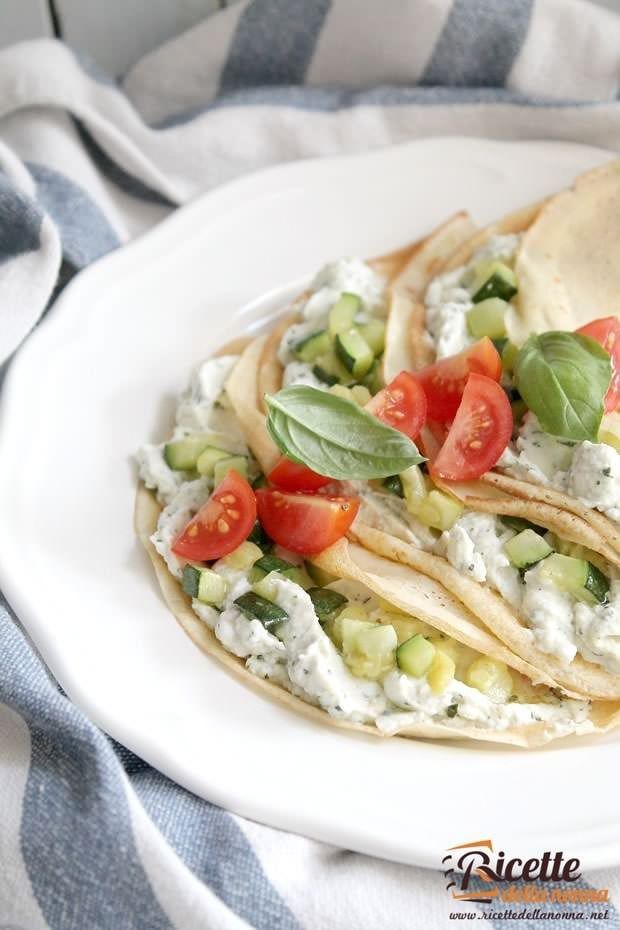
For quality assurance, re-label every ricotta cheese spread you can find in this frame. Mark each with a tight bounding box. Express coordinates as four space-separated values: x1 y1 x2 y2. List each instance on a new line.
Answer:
501 413 620 524
442 511 620 674
277 257 386 388
137 355 251 506
424 234 520 359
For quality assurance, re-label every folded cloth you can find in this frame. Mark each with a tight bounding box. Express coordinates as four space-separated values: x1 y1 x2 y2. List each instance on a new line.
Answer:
2 1 620 927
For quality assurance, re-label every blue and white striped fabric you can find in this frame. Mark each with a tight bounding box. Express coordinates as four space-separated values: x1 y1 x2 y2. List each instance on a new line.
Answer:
2 1 620 926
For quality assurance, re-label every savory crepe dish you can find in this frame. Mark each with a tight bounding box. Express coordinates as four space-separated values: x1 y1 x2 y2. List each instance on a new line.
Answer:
136 160 620 747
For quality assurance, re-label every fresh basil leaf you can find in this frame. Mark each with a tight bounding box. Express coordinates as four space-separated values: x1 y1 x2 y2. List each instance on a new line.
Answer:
514 332 611 441
265 386 425 480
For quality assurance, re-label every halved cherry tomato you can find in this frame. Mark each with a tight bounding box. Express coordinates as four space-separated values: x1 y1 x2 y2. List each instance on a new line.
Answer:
576 317 620 412
267 457 331 492
416 338 502 422
172 470 257 561
430 374 512 481
366 371 427 440
256 488 359 554
418 420 449 463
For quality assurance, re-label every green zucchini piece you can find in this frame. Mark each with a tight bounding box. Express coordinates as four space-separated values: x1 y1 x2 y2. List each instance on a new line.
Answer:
305 562 338 587
196 445 231 477
335 329 374 378
467 297 508 339
504 529 553 570
500 516 546 536
540 553 610 605
249 554 312 589
382 474 404 497
307 587 348 623
233 591 288 630
312 364 339 387
182 564 228 606
328 292 361 337
501 340 519 373
471 261 518 304
396 634 436 677
363 359 384 395
294 329 331 363
213 455 248 485
358 319 386 355
164 434 212 470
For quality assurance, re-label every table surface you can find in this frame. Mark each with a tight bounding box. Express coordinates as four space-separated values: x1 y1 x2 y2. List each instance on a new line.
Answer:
2 0 619 77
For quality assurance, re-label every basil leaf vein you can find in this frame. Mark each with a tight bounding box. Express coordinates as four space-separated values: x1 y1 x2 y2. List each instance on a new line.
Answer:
514 332 611 441
265 386 425 479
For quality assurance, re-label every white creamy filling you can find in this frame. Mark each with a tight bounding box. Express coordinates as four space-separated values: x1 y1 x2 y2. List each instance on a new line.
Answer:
277 257 386 386
438 512 522 607
441 511 620 673
380 670 592 737
151 477 211 578
137 355 250 505
502 413 620 524
180 550 590 737
424 234 520 359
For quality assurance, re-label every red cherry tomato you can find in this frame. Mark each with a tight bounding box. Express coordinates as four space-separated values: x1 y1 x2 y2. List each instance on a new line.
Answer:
172 470 257 561
267 457 331 492
417 420 449 463
366 371 427 440
255 488 359 554
576 317 620 412
430 374 513 481
416 338 502 422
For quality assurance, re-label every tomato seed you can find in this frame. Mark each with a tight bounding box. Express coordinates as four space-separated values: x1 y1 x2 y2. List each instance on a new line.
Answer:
227 509 240 520
217 518 229 533
220 494 235 504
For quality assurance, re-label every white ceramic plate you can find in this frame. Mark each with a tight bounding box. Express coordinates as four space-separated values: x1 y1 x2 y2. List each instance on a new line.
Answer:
1 137 618 869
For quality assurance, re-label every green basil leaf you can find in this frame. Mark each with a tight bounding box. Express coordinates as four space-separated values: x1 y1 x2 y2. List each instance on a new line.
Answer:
265 386 425 479
514 332 611 441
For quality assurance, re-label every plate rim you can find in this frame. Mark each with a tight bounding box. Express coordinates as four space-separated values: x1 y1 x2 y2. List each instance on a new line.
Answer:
1 135 619 870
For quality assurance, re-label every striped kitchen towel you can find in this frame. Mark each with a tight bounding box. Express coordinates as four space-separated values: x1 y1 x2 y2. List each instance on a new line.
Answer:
2 1 620 927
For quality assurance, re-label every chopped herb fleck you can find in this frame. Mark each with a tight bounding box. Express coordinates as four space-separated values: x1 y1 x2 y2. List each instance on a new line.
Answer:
603 467 612 477
446 703 458 718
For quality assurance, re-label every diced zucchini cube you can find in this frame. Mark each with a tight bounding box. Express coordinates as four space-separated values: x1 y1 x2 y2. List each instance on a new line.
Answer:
213 455 248 485
416 489 463 530
399 464 428 515
294 329 331 363
470 260 518 304
396 634 435 677
504 529 552 570
328 293 361 337
358 319 386 355
222 541 263 572
466 297 508 339
465 656 513 703
182 564 228 606
343 622 397 680
164 434 212 470
196 445 231 477
335 328 375 379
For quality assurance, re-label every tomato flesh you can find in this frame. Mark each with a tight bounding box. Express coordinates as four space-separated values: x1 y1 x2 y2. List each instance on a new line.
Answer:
256 488 359 554
172 470 257 561
267 457 331 492
417 420 448 463
416 338 502 422
366 371 427 440
576 317 620 413
430 374 512 481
